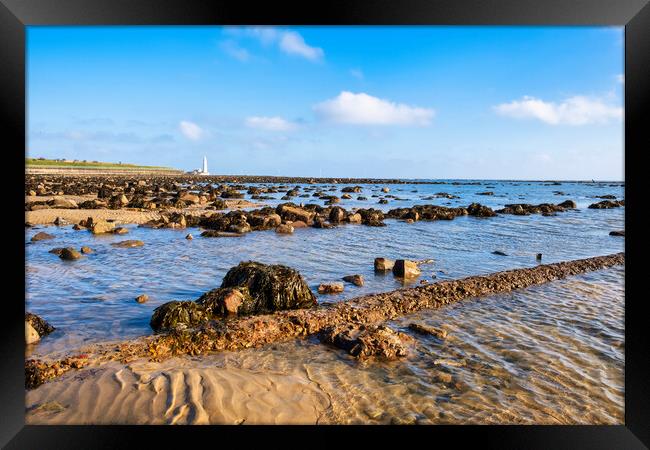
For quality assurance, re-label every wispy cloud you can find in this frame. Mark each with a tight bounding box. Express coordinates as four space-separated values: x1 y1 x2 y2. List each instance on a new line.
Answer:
493 95 622 125
221 27 324 62
616 74 624 84
313 91 435 126
220 40 251 62
179 120 205 140
245 116 297 131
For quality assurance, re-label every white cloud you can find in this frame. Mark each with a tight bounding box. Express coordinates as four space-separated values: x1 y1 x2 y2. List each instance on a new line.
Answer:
313 91 435 126
493 95 623 125
616 74 625 84
279 31 324 62
221 27 323 62
245 116 297 131
220 40 250 62
179 121 204 140
350 68 364 80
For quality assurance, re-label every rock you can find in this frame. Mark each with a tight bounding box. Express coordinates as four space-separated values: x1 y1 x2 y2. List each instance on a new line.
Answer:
392 260 421 278
49 197 78 209
341 194 352 199
197 287 250 316
318 283 344 294
466 203 496 217
48 247 64 256
113 227 129 235
378 199 388 204
200 230 244 238
219 261 317 314
28 190 37 196
31 232 54 242
593 199 626 210
26 322 40 344
374 257 394 272
347 213 362 224
435 372 453 384
289 220 308 228
275 224 294 234
91 219 115 235
53 217 68 226
477 191 494 196
80 246 93 254
329 206 345 223
150 301 209 331
135 294 149 304
229 223 251 234
318 323 413 359
180 193 200 204
276 204 315 223
59 247 82 260
25 312 55 337
381 187 390 193
72 224 86 231
492 250 508 256
185 233 193 240
111 240 144 248
557 200 577 209
408 323 448 339
609 230 625 236
536 253 542 260
342 274 364 287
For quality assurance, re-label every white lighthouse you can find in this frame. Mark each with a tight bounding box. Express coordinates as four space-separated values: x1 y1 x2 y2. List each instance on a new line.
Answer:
202 156 209 175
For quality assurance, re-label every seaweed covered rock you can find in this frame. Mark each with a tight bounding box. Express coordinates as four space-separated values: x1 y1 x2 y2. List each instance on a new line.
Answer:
588 200 624 209
466 203 496 217
150 301 210 331
25 312 55 337
318 323 413 360
196 287 252 316
220 261 317 313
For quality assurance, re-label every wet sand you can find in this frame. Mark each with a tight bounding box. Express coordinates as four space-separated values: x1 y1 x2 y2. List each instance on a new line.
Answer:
26 356 330 425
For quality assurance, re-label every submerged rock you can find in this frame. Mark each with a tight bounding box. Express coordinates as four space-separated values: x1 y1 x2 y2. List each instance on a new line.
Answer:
318 323 413 359
59 247 82 260
589 200 624 209
31 232 54 242
111 240 144 248
408 323 448 339
492 250 508 256
342 274 364 287
609 230 625 236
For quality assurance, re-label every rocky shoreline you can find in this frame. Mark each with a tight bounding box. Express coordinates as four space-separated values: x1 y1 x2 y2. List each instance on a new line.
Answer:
25 252 624 389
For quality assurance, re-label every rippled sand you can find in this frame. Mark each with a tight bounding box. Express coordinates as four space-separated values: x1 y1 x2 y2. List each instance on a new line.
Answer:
26 266 623 425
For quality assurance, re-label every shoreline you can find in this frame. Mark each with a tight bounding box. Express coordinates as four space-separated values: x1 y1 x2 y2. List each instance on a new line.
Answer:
25 253 625 390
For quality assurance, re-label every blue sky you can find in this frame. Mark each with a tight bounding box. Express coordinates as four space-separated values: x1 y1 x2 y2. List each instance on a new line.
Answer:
27 26 624 180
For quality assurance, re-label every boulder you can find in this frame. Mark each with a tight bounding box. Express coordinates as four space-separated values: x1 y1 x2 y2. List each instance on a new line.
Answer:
347 213 362 224
290 220 308 228
342 274 364 287
91 219 115 235
196 287 251 316
111 240 144 248
589 200 624 209
49 197 78 209
150 301 209 331
25 312 55 337
48 247 64 256
276 204 315 224
318 283 344 294
557 200 577 209
31 232 54 242
329 206 345 223
80 246 93 254
374 257 394 272
220 261 317 314
275 224 294 234
466 203 496 217
59 247 82 260
392 260 421 278
318 323 413 359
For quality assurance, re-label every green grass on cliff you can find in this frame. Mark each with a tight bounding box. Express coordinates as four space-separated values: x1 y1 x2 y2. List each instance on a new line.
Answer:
26 158 177 170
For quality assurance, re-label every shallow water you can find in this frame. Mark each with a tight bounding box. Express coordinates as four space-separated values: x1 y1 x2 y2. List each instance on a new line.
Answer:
208 266 624 424
25 179 624 357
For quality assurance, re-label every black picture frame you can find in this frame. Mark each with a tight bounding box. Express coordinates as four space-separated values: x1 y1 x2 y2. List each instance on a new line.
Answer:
2 0 648 447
